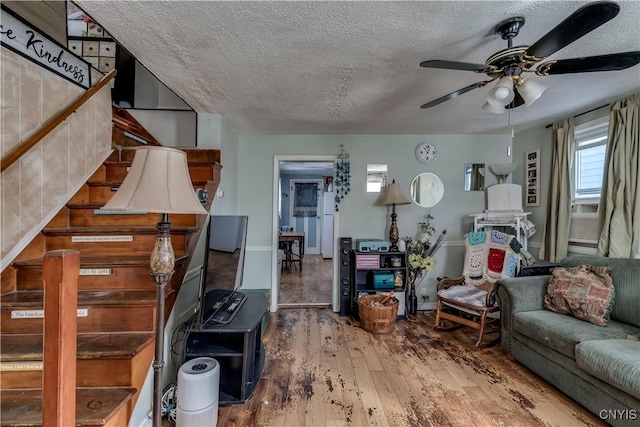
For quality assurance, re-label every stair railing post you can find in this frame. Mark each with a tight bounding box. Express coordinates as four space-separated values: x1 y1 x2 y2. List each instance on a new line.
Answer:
42 249 80 427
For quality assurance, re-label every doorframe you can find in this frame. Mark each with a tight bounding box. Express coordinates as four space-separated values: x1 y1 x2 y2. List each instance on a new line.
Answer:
271 155 339 313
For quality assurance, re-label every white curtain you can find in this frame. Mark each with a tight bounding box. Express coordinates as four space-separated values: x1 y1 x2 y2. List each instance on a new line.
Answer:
540 118 575 262
597 94 640 258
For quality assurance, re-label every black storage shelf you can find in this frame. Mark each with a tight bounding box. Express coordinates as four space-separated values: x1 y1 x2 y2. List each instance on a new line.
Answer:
186 332 244 356
350 251 408 319
184 290 268 404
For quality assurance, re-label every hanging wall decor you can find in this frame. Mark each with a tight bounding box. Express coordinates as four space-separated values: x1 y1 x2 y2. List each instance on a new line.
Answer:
293 182 318 217
334 145 351 211
525 148 540 207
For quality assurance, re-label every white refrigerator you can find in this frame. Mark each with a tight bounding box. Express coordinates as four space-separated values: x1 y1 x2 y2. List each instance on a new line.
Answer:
321 192 334 259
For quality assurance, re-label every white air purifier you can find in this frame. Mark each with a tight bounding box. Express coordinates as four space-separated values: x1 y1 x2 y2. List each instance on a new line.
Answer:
176 357 220 427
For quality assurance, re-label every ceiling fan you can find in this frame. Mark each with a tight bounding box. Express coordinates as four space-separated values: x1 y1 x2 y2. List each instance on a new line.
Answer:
419 1 640 113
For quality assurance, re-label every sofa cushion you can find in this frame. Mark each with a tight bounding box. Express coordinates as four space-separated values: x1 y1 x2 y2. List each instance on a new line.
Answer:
544 264 615 326
513 310 638 359
576 339 640 400
561 255 640 328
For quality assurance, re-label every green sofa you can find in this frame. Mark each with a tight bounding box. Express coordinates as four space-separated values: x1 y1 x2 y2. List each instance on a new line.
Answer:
496 255 640 426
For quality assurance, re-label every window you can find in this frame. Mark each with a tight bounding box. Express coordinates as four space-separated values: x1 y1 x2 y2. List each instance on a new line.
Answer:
569 116 608 250
572 116 609 202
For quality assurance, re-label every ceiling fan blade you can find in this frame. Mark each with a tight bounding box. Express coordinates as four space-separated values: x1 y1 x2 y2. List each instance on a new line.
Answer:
505 88 525 110
537 51 640 75
420 60 494 73
522 1 620 62
420 81 489 109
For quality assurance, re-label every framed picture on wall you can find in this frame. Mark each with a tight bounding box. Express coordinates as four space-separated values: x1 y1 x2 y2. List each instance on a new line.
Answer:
525 149 540 207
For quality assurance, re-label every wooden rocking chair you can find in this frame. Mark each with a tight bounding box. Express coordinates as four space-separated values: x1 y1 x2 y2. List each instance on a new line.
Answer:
434 276 500 347
433 230 522 347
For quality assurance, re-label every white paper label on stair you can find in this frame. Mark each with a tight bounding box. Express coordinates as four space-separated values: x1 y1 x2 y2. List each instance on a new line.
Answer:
11 308 89 319
79 268 112 276
0 361 43 371
94 209 148 215
72 235 133 242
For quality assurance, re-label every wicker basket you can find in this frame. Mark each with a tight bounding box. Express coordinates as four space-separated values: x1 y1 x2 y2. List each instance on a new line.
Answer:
358 294 399 334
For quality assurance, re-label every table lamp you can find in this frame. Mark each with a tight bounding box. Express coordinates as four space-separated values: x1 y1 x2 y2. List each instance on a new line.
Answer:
380 180 411 251
102 146 207 427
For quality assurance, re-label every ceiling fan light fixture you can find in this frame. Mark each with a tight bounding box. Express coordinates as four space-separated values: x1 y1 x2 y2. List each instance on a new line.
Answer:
518 78 549 106
487 76 515 106
482 101 505 114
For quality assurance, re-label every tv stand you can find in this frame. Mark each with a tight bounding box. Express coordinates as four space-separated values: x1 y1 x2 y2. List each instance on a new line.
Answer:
184 289 268 404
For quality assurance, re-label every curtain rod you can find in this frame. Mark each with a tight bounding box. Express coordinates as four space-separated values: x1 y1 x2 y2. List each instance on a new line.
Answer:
544 104 608 128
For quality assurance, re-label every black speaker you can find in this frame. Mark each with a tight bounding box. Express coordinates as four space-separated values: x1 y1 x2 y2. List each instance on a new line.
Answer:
338 237 352 316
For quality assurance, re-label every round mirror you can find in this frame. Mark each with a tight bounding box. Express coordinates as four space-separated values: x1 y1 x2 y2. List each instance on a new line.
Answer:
410 172 444 208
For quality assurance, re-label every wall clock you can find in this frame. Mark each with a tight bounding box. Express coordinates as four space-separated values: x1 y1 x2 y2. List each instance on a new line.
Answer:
415 141 438 164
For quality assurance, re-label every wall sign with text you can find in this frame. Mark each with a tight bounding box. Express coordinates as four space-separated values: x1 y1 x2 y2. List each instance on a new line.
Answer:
1 5 91 89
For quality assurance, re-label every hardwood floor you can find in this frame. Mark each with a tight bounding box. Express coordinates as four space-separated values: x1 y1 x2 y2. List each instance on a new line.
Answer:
279 254 332 306
218 309 605 427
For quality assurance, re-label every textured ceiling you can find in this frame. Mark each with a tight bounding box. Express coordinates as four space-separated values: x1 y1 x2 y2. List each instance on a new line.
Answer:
76 1 640 135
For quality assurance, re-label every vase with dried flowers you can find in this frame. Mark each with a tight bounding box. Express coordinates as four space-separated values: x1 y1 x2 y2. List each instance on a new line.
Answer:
403 213 447 315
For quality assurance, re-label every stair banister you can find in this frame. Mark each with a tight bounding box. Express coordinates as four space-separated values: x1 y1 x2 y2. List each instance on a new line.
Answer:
1 69 117 173
42 250 80 427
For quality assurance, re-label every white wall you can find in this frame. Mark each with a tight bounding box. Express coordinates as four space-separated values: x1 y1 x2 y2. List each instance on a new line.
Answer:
197 113 239 215
128 109 197 147
216 117 240 214
511 125 552 259
236 134 512 301
134 61 190 110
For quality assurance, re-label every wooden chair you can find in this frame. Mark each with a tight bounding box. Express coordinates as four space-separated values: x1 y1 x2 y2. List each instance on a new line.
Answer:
433 230 522 347
434 276 500 347
279 241 297 272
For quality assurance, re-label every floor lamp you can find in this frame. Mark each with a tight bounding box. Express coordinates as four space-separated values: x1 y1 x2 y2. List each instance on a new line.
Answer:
380 180 411 251
102 146 207 427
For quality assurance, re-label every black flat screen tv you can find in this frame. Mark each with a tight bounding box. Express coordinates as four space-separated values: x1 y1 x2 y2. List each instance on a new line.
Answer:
197 215 249 324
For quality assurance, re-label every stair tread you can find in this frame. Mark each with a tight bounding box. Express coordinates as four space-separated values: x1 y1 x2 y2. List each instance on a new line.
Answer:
104 160 219 167
42 225 199 235
13 254 189 268
66 202 204 213
108 148 220 163
66 202 141 210
85 181 123 187
1 289 161 307
1 332 154 360
0 387 135 426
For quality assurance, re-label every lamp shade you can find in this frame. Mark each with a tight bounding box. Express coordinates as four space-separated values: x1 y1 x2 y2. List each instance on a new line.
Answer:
102 147 208 214
482 101 505 114
380 180 411 205
490 163 518 183
490 163 518 177
518 78 548 106
487 77 515 106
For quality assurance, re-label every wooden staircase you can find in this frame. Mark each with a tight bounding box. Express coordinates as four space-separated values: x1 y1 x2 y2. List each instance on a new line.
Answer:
0 142 221 425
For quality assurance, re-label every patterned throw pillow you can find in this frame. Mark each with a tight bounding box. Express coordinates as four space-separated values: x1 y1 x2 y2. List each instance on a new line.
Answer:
544 264 615 326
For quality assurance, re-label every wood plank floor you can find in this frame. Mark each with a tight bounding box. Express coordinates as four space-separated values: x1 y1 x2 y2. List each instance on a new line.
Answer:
218 308 605 427
279 255 332 305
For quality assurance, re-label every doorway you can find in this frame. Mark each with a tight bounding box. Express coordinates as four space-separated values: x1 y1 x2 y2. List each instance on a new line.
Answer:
272 156 338 312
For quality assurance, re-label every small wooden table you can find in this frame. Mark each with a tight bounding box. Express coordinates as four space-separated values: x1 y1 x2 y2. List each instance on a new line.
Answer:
279 231 305 271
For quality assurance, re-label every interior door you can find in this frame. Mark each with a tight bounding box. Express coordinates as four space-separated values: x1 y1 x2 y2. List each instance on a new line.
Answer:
289 179 322 255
